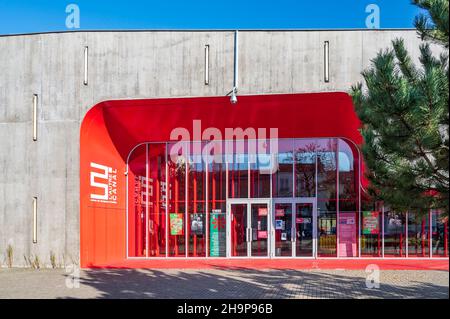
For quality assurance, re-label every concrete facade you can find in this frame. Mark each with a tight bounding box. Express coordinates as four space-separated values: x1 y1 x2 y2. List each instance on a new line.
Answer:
0 30 431 267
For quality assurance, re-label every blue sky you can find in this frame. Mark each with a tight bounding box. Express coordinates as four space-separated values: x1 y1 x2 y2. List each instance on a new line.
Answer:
0 0 422 35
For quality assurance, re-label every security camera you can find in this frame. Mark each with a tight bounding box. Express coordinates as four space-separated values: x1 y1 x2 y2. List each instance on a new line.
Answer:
230 89 238 104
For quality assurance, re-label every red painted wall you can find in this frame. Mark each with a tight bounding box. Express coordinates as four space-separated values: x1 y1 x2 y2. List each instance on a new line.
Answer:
80 92 363 267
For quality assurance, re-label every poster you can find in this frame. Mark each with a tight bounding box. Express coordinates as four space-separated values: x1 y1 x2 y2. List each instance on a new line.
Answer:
338 212 357 257
258 231 268 239
190 213 204 235
281 233 287 241
258 207 268 216
170 213 184 236
275 220 284 230
362 211 380 234
296 217 311 224
209 211 226 257
275 208 285 217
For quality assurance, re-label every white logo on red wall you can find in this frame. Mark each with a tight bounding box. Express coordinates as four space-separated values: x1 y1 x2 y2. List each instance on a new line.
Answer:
90 162 118 204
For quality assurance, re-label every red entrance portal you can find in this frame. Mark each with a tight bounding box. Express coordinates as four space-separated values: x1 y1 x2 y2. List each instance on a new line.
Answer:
80 92 365 268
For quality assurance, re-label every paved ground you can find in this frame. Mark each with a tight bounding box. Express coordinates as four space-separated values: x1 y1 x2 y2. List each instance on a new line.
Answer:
0 268 448 299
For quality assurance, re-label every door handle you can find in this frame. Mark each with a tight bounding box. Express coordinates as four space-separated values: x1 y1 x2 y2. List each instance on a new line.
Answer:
247 228 252 242
292 227 296 242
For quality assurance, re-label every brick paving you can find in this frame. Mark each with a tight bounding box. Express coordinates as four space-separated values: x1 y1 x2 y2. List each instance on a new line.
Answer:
0 268 448 299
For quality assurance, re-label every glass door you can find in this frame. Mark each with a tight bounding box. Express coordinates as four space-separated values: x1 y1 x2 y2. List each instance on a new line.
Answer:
295 203 314 257
250 203 269 257
230 203 248 257
229 200 270 257
272 199 316 258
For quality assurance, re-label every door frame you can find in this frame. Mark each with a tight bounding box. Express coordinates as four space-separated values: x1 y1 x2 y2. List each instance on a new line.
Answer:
227 198 272 258
272 198 317 258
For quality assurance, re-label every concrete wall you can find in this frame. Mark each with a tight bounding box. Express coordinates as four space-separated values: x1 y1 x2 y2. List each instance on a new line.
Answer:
0 30 431 267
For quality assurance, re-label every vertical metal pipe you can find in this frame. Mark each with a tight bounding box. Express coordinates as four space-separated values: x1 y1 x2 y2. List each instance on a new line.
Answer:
429 209 433 258
336 139 340 257
185 147 189 258
165 143 169 258
382 205 385 258
145 144 149 258
234 30 239 90
205 154 209 257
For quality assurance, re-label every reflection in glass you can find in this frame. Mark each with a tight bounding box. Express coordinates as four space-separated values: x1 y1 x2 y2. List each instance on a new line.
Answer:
431 211 449 257
408 213 430 257
295 139 316 197
272 140 293 197
384 212 406 257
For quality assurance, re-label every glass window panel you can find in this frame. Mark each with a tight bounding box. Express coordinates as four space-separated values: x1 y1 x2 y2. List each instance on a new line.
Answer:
384 211 406 257
316 139 337 201
272 139 293 198
187 142 206 257
431 211 449 257
317 210 337 257
227 139 250 198
148 143 167 257
250 145 271 198
167 142 186 257
207 141 226 257
295 139 316 197
338 139 357 201
408 212 430 257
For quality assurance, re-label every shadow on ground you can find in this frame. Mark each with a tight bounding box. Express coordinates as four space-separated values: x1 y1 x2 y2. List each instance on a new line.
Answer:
63 267 449 299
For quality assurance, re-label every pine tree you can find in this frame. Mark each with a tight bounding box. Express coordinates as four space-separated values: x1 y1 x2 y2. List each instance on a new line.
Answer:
351 0 449 216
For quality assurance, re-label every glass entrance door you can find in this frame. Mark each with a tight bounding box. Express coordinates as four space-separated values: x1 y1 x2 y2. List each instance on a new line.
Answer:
229 200 270 257
230 203 247 257
273 200 316 257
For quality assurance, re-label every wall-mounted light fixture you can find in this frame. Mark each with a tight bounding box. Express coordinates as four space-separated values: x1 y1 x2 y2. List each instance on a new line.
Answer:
32 94 38 141
324 41 330 83
204 44 210 85
83 46 89 85
32 197 38 244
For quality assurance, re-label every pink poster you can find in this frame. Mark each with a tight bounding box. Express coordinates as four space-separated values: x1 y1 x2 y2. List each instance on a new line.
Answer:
339 213 357 257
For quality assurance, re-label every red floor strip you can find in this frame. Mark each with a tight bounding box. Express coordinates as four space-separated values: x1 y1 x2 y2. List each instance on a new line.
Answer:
88 259 449 271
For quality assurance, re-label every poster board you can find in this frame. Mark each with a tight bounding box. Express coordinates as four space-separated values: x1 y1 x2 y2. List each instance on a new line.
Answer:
338 212 357 257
